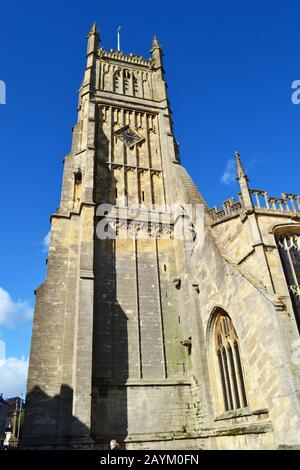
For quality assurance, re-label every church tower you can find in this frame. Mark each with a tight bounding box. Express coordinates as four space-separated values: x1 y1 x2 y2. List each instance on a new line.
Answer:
22 25 203 449
23 25 300 450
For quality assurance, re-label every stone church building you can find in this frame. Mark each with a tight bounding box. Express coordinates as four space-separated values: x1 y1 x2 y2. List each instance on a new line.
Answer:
22 24 300 449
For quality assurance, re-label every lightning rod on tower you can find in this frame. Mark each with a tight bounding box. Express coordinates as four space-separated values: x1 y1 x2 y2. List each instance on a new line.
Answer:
117 26 121 51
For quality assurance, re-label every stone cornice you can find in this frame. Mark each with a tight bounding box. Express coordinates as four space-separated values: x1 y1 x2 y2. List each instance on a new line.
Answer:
94 92 166 112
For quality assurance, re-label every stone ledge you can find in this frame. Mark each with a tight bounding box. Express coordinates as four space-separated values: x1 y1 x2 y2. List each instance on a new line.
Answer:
203 421 273 438
95 92 164 112
122 422 273 443
51 201 95 222
215 407 269 421
80 270 94 280
278 444 300 450
92 379 191 387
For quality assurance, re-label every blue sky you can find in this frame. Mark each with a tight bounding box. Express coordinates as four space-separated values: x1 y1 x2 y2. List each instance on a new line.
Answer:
0 0 300 397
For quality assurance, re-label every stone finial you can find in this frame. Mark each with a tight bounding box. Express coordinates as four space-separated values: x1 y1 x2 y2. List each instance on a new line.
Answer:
152 35 161 50
88 22 99 37
86 22 100 61
151 35 164 69
234 151 253 207
235 151 248 181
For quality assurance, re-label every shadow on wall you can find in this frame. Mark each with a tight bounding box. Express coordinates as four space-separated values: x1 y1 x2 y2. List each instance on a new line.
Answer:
21 385 91 449
22 239 130 449
92 112 129 443
22 107 130 449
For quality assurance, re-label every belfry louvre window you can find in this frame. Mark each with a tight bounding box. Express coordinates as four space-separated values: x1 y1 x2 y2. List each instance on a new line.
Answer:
113 71 121 93
133 76 138 95
124 70 131 95
214 313 248 412
276 232 300 333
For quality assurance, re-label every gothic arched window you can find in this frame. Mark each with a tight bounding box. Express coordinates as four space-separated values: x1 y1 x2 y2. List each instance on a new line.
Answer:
113 71 121 93
143 79 150 99
124 70 131 95
133 75 139 96
276 230 300 333
213 312 248 412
